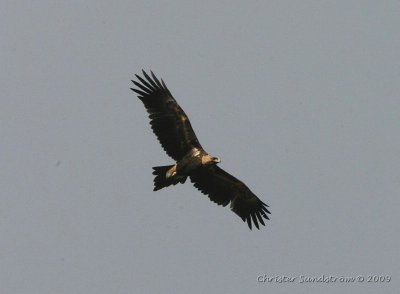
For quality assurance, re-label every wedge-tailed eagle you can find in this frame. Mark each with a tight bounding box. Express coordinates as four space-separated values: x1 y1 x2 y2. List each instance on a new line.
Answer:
131 70 270 229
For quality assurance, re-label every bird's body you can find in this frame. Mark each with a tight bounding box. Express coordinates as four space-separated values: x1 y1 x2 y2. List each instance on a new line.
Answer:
166 148 218 177
131 70 270 229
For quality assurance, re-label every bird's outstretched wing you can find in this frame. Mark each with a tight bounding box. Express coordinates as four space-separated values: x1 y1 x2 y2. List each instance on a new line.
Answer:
190 165 270 229
131 70 202 160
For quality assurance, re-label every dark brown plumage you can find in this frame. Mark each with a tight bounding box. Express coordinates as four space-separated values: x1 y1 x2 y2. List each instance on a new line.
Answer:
131 70 270 229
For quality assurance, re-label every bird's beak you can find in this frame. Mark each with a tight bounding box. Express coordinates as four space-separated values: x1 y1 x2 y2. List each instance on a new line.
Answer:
214 157 221 163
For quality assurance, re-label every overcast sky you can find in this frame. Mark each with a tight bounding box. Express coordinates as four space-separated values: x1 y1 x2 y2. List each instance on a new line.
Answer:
1 1 399 293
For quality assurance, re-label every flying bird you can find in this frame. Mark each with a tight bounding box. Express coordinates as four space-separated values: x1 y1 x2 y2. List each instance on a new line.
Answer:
131 70 270 229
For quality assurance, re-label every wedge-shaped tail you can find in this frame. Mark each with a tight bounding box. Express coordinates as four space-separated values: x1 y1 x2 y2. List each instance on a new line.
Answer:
152 165 187 191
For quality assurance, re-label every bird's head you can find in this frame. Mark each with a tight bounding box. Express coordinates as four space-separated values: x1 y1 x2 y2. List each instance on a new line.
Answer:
202 154 221 165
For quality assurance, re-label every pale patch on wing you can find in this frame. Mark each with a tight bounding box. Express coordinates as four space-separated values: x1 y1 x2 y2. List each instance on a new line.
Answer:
191 147 201 157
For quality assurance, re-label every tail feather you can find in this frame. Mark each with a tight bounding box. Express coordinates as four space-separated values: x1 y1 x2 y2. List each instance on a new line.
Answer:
152 165 187 191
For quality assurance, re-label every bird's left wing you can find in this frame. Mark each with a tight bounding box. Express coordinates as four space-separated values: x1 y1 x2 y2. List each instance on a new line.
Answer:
189 165 270 230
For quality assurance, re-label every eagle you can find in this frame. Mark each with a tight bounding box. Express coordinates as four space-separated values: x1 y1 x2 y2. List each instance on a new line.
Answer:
131 70 270 229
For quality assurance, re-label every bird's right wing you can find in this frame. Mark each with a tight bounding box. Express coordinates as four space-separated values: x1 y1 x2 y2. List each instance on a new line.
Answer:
131 70 202 161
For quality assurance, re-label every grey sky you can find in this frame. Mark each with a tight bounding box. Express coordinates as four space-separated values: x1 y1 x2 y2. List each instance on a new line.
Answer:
1 1 399 293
